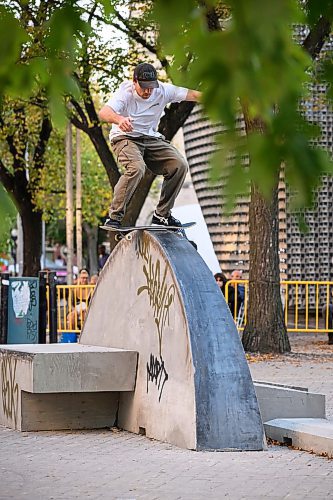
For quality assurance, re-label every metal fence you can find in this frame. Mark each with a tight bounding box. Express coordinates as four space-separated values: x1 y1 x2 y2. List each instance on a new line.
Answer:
225 280 333 333
48 280 333 335
47 284 96 335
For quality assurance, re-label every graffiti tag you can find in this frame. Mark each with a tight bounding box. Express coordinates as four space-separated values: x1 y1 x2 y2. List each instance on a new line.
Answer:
146 353 169 402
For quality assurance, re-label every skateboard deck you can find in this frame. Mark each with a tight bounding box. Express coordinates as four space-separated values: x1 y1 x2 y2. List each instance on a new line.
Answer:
100 222 196 241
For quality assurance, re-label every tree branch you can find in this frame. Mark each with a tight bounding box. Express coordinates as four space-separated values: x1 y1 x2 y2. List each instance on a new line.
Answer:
33 114 52 170
303 16 332 59
159 102 196 140
0 158 15 195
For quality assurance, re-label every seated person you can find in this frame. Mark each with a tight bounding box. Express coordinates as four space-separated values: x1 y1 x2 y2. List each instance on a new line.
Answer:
322 303 333 345
214 271 240 316
66 268 91 330
228 269 245 316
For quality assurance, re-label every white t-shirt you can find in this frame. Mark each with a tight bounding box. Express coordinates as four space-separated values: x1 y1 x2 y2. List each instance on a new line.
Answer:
106 81 188 140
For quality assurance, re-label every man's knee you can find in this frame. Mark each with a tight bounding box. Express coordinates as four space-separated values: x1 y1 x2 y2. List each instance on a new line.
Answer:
167 158 188 179
125 161 146 180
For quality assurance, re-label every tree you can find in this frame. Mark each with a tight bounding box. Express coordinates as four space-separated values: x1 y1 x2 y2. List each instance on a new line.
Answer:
0 0 194 272
152 0 333 352
0 97 52 275
35 126 111 273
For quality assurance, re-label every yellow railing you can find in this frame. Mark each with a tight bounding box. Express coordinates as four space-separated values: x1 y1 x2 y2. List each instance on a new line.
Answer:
48 281 333 336
47 284 96 334
225 280 333 333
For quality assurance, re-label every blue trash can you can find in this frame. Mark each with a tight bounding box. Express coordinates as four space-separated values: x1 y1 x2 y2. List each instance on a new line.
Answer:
60 332 78 343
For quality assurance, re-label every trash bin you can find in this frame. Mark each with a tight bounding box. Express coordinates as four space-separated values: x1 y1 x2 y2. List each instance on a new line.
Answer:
60 332 78 343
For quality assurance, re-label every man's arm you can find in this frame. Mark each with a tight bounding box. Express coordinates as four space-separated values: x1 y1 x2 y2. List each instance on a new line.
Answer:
185 89 202 102
98 106 133 132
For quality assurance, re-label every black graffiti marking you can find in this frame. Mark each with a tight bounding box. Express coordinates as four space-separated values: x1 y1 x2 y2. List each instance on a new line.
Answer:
146 353 169 402
1 355 19 427
28 280 37 310
26 318 38 342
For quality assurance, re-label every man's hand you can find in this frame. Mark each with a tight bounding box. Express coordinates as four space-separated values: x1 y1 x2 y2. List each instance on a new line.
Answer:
118 116 133 132
98 105 133 132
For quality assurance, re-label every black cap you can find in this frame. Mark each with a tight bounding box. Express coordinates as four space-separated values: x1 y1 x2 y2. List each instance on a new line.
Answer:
133 63 159 89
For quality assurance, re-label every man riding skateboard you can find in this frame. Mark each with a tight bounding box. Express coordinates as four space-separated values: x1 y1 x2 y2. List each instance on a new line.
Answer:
98 62 201 229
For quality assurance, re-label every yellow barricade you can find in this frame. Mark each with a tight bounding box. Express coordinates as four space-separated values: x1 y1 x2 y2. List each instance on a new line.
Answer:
225 280 333 333
48 281 333 335
47 284 96 334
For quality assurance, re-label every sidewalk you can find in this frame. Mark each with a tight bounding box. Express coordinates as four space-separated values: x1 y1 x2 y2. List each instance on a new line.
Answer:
1 332 333 500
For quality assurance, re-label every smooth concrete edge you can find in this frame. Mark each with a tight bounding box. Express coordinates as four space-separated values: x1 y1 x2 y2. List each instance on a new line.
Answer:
264 418 333 458
254 382 326 421
254 380 309 392
152 232 266 451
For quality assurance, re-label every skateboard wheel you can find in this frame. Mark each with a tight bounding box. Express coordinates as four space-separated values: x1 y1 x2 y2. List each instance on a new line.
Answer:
125 233 132 241
115 234 122 242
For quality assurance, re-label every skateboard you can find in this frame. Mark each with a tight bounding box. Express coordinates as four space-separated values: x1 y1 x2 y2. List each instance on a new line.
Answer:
100 222 196 241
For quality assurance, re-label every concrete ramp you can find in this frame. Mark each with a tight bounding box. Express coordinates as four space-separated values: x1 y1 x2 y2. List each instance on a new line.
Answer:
80 230 265 451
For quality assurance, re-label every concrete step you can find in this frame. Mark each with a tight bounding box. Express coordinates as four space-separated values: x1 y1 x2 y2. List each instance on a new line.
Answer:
264 418 333 458
254 381 326 422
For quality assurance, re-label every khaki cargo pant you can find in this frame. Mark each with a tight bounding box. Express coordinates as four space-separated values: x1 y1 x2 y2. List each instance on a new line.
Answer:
109 135 188 221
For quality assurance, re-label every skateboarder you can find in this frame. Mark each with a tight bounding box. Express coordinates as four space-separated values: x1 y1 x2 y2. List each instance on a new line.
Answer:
98 62 201 229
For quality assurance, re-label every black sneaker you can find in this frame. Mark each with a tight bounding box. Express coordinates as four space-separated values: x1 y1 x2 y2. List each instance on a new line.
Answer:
103 217 121 229
151 211 182 228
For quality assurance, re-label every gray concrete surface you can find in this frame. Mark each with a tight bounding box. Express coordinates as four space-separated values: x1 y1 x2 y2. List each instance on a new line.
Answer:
0 345 137 431
0 426 333 500
265 418 333 457
249 332 333 419
1 332 333 499
81 230 264 451
254 381 326 422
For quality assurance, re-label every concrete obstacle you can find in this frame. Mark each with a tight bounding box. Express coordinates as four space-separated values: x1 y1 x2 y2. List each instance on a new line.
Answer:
80 230 266 451
0 344 137 431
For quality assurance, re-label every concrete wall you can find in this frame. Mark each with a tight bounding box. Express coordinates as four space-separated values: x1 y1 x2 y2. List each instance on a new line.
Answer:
80 230 265 451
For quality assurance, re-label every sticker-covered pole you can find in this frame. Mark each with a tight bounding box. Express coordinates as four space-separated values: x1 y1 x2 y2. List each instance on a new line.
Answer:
0 272 9 344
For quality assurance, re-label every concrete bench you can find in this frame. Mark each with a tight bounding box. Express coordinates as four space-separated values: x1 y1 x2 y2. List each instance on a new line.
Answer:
0 344 138 431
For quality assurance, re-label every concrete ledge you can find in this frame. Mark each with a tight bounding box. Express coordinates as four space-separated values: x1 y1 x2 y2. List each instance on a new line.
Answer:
264 418 333 458
0 344 138 392
254 381 326 422
0 344 138 431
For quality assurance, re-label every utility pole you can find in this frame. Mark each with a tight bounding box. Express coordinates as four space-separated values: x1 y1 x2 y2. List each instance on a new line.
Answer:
66 121 74 285
76 128 83 271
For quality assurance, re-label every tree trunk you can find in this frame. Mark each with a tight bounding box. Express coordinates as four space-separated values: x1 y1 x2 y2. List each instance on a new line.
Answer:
21 206 42 277
242 179 290 353
83 222 98 275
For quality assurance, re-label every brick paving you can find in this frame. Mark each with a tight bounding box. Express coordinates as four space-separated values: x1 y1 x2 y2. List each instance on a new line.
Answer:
1 332 333 500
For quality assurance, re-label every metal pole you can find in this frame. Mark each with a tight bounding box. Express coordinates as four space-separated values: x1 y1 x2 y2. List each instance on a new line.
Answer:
17 214 23 276
41 220 46 270
76 128 83 270
38 271 47 343
66 121 74 284
0 273 10 344
48 271 58 343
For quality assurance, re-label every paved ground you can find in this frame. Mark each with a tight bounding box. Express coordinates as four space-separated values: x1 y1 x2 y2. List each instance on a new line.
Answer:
249 332 333 418
1 332 333 500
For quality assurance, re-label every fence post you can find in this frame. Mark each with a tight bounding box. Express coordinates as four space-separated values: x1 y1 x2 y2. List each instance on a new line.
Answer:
0 272 9 344
48 271 58 343
38 271 47 344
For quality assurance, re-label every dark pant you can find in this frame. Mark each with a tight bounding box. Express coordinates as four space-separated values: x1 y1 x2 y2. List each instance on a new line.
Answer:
322 304 333 344
109 135 188 221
